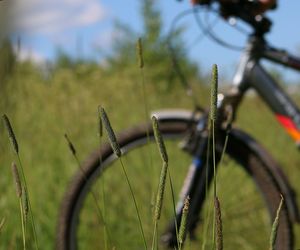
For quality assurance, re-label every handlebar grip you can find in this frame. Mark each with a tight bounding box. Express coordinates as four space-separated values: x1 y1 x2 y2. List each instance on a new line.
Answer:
191 0 211 5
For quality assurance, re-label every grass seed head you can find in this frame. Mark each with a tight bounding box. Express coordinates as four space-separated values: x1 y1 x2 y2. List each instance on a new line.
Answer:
152 116 168 164
154 161 168 221
11 162 22 198
22 186 29 222
214 196 223 250
99 107 121 157
64 134 76 156
179 196 190 244
3 114 19 154
269 194 284 250
136 37 144 68
97 106 103 138
210 64 218 122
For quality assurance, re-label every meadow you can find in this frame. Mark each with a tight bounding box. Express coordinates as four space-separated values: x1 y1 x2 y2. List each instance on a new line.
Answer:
1 60 300 249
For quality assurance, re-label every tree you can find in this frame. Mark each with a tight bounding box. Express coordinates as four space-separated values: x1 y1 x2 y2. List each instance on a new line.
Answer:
106 0 199 87
0 39 15 85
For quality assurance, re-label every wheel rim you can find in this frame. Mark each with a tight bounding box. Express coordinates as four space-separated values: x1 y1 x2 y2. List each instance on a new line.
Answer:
63 124 291 249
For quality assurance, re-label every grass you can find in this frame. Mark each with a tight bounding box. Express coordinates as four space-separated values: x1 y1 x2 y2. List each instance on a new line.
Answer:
3 114 39 249
0 62 201 248
1 61 300 249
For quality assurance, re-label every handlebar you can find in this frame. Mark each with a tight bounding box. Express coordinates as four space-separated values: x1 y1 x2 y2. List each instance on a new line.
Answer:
192 0 275 36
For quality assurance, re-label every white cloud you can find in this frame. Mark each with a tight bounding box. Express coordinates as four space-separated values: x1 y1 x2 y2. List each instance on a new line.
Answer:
12 0 106 35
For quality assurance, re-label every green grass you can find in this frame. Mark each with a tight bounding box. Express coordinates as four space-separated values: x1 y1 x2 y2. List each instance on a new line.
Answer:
1 62 300 248
0 62 202 249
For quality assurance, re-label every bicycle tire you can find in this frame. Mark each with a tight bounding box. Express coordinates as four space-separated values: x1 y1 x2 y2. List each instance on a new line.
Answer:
56 111 293 250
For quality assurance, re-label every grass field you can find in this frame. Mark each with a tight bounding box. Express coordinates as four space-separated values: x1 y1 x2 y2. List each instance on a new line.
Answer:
1 61 300 249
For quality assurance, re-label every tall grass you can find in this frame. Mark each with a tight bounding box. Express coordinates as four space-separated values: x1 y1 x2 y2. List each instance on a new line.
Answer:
152 116 169 249
201 64 223 250
97 106 109 250
11 162 26 249
214 196 223 250
210 64 218 198
100 107 148 249
3 114 39 250
0 42 298 249
269 195 284 250
63 132 108 248
178 196 190 250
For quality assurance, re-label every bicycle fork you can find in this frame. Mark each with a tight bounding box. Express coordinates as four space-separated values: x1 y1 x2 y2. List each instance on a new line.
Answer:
161 117 223 248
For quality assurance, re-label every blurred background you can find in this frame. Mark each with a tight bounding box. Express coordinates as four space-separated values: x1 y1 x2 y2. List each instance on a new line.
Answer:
1 0 300 248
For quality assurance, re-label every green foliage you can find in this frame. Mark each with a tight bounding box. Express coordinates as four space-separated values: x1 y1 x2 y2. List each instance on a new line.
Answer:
106 0 199 88
53 47 98 72
0 39 16 85
1 57 300 248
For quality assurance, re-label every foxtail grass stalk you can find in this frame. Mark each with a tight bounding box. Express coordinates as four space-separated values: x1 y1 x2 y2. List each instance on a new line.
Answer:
152 116 168 164
154 161 168 221
64 134 106 235
98 106 103 138
136 38 156 234
210 65 218 248
97 106 110 250
152 161 168 250
11 162 26 249
201 124 212 250
219 106 233 165
178 196 190 250
167 170 180 250
3 114 39 250
119 158 148 250
136 38 149 122
100 107 147 249
12 162 22 198
3 114 18 154
99 108 121 157
214 196 223 250
151 116 179 249
64 134 76 156
19 199 26 250
269 194 284 250
210 64 218 198
136 37 144 69
22 186 29 237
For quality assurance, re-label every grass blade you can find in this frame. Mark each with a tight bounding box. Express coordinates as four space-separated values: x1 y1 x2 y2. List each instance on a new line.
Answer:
100 107 147 249
269 194 284 250
3 114 39 249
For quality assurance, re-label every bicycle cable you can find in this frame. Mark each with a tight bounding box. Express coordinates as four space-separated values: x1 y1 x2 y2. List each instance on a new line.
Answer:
167 7 205 108
167 5 252 109
193 6 245 51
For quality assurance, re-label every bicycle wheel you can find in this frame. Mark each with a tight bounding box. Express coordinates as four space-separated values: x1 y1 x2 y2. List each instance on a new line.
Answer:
56 111 293 250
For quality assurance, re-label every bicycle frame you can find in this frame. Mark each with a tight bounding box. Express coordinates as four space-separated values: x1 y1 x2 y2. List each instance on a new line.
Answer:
224 35 300 145
161 34 300 246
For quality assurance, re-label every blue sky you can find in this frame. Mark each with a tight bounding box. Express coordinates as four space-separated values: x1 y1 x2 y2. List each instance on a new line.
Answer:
10 0 300 80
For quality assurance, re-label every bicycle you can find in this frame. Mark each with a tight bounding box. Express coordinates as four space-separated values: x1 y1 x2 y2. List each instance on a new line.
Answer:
56 0 300 249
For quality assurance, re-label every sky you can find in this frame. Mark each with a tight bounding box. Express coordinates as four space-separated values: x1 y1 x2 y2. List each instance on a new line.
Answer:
6 0 300 81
